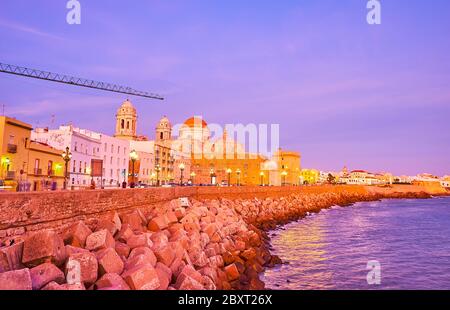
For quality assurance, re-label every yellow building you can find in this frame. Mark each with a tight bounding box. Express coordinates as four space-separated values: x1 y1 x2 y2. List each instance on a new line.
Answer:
0 116 66 191
301 169 320 185
0 116 31 190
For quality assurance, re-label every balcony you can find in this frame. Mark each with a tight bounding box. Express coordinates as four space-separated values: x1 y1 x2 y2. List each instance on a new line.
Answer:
5 171 15 180
34 168 43 176
48 170 55 177
7 144 17 154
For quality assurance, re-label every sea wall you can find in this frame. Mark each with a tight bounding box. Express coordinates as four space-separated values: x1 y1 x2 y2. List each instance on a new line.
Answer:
0 184 447 290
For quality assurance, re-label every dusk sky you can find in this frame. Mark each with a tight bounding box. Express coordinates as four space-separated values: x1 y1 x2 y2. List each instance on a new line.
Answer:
0 0 449 176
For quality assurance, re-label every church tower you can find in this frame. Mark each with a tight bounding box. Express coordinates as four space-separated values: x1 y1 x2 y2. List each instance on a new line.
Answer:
156 116 172 142
115 99 137 140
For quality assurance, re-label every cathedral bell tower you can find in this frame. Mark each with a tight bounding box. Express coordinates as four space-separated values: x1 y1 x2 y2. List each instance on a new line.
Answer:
156 116 172 142
114 99 137 140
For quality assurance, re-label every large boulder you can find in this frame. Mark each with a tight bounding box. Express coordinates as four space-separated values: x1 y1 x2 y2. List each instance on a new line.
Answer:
22 230 66 267
62 221 92 248
85 229 115 251
122 264 160 290
96 248 124 276
30 263 65 290
0 241 24 272
0 268 32 290
65 252 98 286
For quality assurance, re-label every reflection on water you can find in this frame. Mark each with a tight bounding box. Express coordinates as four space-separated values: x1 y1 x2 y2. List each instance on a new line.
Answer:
262 197 450 290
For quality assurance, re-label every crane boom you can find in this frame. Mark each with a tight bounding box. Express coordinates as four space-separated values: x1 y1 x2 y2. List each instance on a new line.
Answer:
0 62 164 100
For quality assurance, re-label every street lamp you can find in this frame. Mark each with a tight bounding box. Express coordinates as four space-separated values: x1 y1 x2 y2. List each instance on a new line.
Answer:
130 150 138 188
190 171 196 185
281 171 288 186
155 164 161 186
209 168 215 185
61 147 72 190
226 168 232 186
179 163 185 186
260 171 265 186
236 169 241 186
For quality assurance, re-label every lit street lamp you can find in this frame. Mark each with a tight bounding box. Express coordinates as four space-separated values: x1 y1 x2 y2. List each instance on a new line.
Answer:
190 171 196 185
236 168 241 186
130 150 138 188
260 171 265 186
226 168 232 186
281 170 288 186
209 168 215 185
179 163 185 186
61 147 72 190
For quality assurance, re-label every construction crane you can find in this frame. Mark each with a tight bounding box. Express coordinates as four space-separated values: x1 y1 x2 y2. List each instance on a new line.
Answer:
0 62 164 100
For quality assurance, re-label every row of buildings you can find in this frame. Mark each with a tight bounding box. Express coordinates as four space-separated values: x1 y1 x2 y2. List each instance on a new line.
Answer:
300 167 450 188
1 100 301 191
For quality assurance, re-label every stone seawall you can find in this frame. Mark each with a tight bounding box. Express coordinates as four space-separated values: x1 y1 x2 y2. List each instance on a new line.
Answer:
0 185 448 290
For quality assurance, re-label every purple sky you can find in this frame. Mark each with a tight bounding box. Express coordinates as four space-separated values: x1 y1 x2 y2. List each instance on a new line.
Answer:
1 0 449 176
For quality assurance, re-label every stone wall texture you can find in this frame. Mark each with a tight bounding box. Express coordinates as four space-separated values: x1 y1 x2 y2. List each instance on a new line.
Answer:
0 184 447 240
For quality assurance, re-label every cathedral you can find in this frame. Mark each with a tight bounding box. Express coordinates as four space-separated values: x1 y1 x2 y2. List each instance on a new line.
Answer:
114 99 301 186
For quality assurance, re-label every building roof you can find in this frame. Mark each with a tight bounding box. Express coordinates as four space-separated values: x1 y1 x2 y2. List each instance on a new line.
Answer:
183 117 208 128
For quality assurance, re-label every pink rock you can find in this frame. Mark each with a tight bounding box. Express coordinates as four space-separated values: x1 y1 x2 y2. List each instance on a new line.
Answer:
174 208 186 220
62 221 92 248
170 258 186 278
122 264 160 290
208 255 224 268
175 275 205 290
22 230 66 267
126 233 152 249
224 263 240 281
235 240 246 251
126 247 157 269
0 268 32 290
189 250 209 268
115 242 130 258
154 246 175 267
65 245 90 256
0 241 24 272
65 252 98 286
85 229 115 251
116 224 134 243
96 212 121 236
202 275 216 290
150 232 169 251
147 215 168 232
95 273 130 290
175 265 204 288
165 211 178 225
60 283 86 290
96 248 124 275
121 212 145 233
155 264 170 290
41 281 65 290
30 263 65 290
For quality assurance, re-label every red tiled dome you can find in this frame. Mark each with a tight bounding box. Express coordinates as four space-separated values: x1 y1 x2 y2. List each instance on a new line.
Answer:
183 117 208 128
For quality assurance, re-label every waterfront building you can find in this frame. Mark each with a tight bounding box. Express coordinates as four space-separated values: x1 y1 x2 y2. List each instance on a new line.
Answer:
301 169 320 185
1 116 65 191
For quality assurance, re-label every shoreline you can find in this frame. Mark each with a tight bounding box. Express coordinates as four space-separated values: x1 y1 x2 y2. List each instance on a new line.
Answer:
0 185 448 290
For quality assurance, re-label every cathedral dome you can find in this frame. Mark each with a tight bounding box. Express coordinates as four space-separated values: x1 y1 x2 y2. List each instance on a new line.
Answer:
183 117 208 129
117 99 136 114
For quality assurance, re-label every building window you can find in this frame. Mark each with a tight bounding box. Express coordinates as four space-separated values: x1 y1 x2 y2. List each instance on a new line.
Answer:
104 143 107 152
111 144 114 153
73 160 76 173
34 159 40 170
160 132 163 140
118 146 120 154
8 135 14 145
74 142 78 152
84 162 87 173
127 121 130 129
110 157 113 165
79 161 82 173
121 119 124 129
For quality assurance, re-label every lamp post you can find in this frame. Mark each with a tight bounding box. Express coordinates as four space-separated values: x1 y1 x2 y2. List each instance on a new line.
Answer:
190 171 196 185
209 168 215 185
155 164 161 186
226 168 232 186
260 171 265 186
236 169 241 186
130 150 138 188
61 147 72 190
179 163 185 186
281 171 288 186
